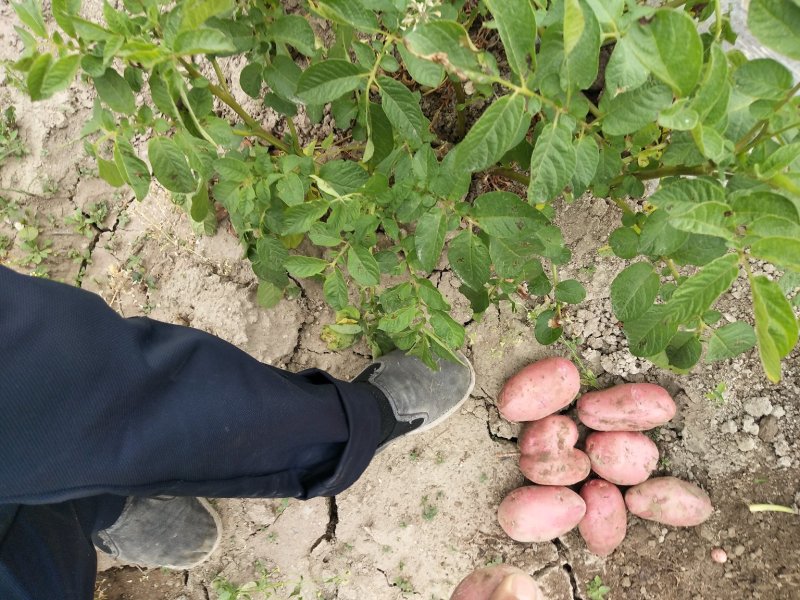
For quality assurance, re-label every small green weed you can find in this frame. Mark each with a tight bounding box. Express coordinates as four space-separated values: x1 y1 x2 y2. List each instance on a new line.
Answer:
212 564 301 600
586 576 611 600
421 495 438 521
0 107 25 164
66 201 110 237
393 576 414 594
705 382 728 406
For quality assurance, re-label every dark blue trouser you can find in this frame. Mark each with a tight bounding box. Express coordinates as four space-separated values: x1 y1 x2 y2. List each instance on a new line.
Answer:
0 265 382 599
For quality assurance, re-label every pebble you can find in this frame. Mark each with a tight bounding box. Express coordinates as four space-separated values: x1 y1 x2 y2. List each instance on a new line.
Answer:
736 436 756 452
742 416 760 436
621 577 631 588
758 415 780 443
722 420 738 434
744 397 773 418
774 439 790 457
772 406 786 419
734 545 746 557
778 456 792 468
711 547 728 563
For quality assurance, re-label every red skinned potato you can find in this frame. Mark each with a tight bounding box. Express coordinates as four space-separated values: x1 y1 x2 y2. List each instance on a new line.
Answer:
578 479 627 556
518 416 591 485
498 485 586 543
585 431 659 485
625 477 713 527
498 357 580 422
577 383 676 431
450 565 544 600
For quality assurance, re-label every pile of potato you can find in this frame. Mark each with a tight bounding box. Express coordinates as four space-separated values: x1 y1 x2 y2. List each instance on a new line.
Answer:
496 357 713 556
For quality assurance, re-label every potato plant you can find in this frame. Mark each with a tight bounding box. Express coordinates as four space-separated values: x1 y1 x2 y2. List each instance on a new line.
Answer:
10 0 800 378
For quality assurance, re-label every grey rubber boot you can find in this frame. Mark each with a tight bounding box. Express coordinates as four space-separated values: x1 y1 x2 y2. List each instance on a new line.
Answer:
94 496 222 569
356 350 476 451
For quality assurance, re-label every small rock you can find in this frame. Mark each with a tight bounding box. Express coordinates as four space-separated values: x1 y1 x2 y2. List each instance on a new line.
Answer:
722 420 738 434
742 416 760 436
711 547 728 563
736 436 757 452
734 545 746 557
758 415 780 443
621 577 631 588
772 406 786 419
774 439 791 457
778 456 792 468
744 397 773 418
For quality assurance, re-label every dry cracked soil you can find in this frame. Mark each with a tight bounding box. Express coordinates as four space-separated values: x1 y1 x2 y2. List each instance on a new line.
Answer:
1 2 799 599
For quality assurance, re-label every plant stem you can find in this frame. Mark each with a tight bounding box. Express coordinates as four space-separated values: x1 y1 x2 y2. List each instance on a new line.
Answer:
665 258 681 281
179 58 292 154
609 164 713 187
610 195 634 216
286 117 303 156
712 0 723 41
490 167 530 185
735 80 800 154
452 79 467 141
210 58 230 95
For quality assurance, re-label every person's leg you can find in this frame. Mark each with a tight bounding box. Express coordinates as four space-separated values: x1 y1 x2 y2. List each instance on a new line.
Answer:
0 496 125 600
0 265 383 504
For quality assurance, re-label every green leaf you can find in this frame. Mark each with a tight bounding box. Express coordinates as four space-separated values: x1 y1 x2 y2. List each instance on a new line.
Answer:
148 137 196 193
572 136 599 195
691 124 729 163
706 322 757 362
658 99 699 131
415 207 447 273
239 62 262 98
173 29 235 55
605 36 649 97
263 55 302 101
190 183 210 222
181 0 233 31
756 143 800 179
484 0 536 79
97 158 125 187
26 53 52 101
257 280 283 308
403 21 481 78
748 0 800 60
252 237 289 286
38 54 80 99
447 230 490 290
624 304 679 357
690 43 729 122
276 173 305 206
751 237 800 272
639 209 689 256
555 279 586 304
285 256 329 277
430 311 465 348
664 331 702 370
296 60 368 104
734 58 793 101
750 275 799 382
628 8 703 96
535 309 563 345
347 245 380 286
600 79 673 136
669 201 735 240
94 68 136 114
53 0 80 37
730 191 800 223
379 306 419 334
665 254 739 322
282 200 329 235
315 0 379 33
454 94 527 173
611 262 660 322
12 0 47 37
528 119 577 203
473 191 546 238
562 0 601 91
114 137 150 201
396 44 444 88
489 237 541 279
609 227 639 259
378 76 430 148
324 268 349 309
270 15 316 57
318 160 369 195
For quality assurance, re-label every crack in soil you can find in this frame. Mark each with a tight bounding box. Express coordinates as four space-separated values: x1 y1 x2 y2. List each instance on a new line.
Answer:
553 539 582 600
77 196 133 288
309 496 338 553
